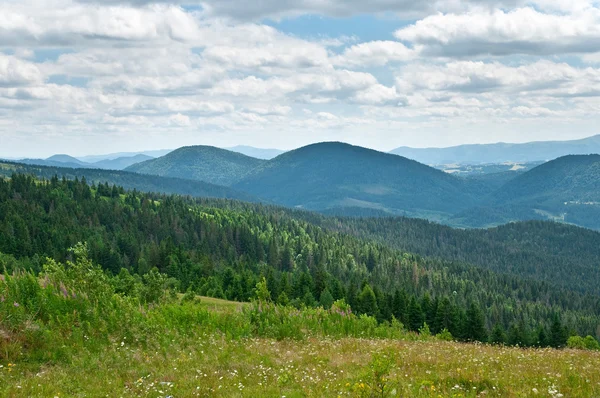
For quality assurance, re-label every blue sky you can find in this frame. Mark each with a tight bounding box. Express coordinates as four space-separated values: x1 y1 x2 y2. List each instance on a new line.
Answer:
1 0 600 157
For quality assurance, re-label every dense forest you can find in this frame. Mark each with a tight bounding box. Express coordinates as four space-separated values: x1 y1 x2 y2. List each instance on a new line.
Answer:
1 173 600 347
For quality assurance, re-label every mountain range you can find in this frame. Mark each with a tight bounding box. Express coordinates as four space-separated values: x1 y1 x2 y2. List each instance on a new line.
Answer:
390 134 600 165
8 153 154 171
6 137 600 230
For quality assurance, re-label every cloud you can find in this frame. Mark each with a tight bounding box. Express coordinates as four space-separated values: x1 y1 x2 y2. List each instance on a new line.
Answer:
196 0 524 21
395 61 586 95
333 41 415 67
169 113 191 126
395 7 600 57
0 55 44 87
0 3 200 47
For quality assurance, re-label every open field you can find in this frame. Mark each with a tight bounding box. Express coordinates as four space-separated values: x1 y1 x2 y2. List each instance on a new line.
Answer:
2 332 600 397
1 293 599 398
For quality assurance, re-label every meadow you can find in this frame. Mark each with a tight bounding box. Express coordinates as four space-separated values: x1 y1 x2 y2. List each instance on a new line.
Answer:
2 245 600 397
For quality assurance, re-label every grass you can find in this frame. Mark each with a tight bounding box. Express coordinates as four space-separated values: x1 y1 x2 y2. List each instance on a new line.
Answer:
2 252 600 397
2 332 600 397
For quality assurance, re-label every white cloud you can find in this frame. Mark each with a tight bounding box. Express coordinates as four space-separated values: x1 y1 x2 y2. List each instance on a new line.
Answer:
0 55 44 87
197 0 524 21
395 61 588 95
169 113 191 126
0 3 200 47
333 41 415 67
395 7 600 57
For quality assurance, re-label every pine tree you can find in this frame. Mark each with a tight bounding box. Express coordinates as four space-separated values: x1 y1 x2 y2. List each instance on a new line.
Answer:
319 288 334 309
358 284 378 317
489 323 507 345
465 302 488 342
408 296 424 332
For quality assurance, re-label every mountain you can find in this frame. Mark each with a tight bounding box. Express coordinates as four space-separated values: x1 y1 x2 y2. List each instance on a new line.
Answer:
77 149 173 163
93 154 154 170
16 158 93 169
125 146 265 186
225 145 286 160
453 155 600 229
390 134 600 165
234 142 481 218
46 154 88 165
0 161 260 203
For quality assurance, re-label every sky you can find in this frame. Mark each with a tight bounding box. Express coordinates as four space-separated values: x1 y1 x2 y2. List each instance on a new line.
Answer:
2 0 600 157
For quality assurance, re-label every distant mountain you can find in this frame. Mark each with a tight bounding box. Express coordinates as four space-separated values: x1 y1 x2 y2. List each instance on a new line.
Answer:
0 161 259 203
77 149 172 163
234 142 481 217
93 154 154 170
225 145 286 160
46 154 88 165
16 158 93 169
390 134 600 164
453 155 600 229
125 146 265 186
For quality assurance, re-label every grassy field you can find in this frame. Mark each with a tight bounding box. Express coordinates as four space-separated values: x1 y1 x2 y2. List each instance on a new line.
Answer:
2 295 600 397
2 330 600 397
2 254 600 398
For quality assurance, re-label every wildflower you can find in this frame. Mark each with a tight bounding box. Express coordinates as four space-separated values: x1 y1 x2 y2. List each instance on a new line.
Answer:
13 302 19 307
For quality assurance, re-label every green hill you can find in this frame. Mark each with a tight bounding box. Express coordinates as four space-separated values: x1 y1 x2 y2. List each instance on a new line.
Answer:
234 142 481 218
2 173 600 342
0 161 259 203
454 155 600 229
125 146 265 186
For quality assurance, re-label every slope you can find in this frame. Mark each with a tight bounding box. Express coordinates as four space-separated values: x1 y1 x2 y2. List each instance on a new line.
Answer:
46 154 88 165
234 142 482 218
390 134 600 164
126 145 265 186
93 154 154 170
454 155 600 229
0 161 259 203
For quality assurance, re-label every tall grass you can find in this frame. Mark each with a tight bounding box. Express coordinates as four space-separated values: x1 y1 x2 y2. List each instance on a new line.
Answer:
0 244 417 366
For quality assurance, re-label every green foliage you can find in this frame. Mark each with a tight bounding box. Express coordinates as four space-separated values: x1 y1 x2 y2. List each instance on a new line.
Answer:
367 352 397 397
0 174 597 349
567 335 600 351
254 277 271 302
436 328 453 341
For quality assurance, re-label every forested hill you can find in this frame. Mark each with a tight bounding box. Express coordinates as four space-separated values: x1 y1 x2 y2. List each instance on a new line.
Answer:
125 145 265 186
454 155 600 229
234 142 482 216
1 174 599 343
316 216 600 296
0 161 259 203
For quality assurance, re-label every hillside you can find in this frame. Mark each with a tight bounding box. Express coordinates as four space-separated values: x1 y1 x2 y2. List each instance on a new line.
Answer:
2 174 599 341
391 134 600 164
455 155 600 229
77 149 172 163
234 142 482 218
0 161 259 203
93 154 153 170
46 154 88 165
126 146 265 186
319 216 600 296
15 157 94 169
